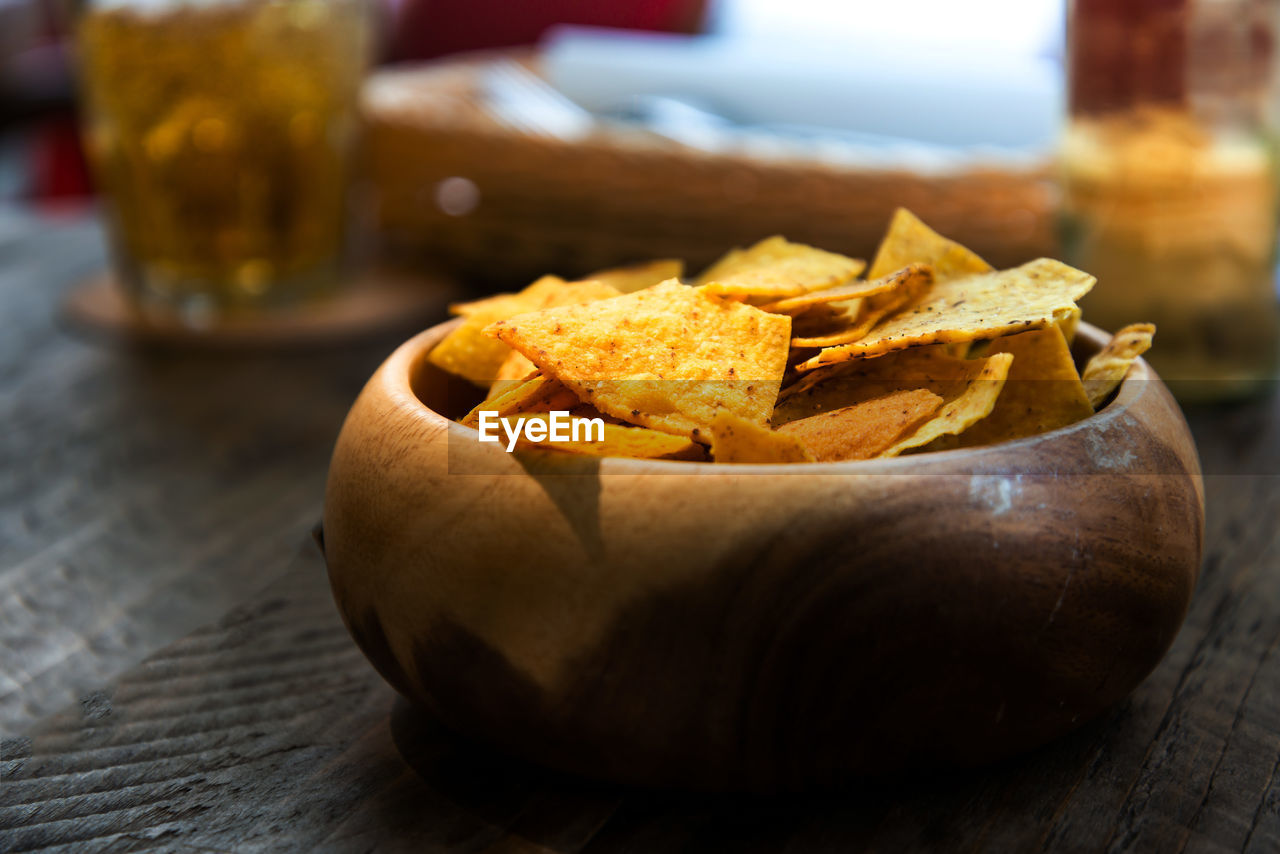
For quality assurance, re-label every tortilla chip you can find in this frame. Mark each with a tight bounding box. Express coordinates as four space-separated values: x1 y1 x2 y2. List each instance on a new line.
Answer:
583 259 685 293
790 265 934 348
958 326 1093 446
461 372 580 427
498 412 705 460
790 303 854 338
796 259 1096 371
758 264 924 315
427 210 1139 462
708 410 814 463
868 208 993 280
526 279 625 311
430 300 537 386
488 281 791 438
433 277 623 385
1082 323 1155 409
696 236 865 300
449 275 565 318
775 346 1007 425
485 349 541 400
776 389 943 461
880 353 1013 456
1056 305 1082 344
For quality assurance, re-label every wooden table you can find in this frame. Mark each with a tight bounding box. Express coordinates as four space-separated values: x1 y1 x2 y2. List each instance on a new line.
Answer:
2 210 1278 852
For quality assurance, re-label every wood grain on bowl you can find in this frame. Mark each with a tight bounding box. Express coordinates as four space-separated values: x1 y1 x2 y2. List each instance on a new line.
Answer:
322 322 1204 791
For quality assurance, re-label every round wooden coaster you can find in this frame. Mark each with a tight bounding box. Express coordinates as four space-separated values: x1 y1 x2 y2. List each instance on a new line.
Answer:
61 267 464 350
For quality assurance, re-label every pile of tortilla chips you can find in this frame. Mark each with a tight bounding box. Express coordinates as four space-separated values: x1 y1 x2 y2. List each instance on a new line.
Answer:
428 209 1155 463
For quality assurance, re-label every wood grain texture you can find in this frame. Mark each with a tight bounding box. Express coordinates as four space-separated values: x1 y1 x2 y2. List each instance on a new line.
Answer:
3 478 1278 854
0 212 452 736
2 209 1278 851
323 321 1204 789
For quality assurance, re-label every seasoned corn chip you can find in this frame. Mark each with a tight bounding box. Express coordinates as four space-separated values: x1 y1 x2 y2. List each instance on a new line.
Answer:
869 207 992 280
433 277 622 385
797 259 1095 371
583 259 685 293
881 353 1013 456
697 236 864 300
1082 323 1156 409
488 281 791 438
776 389 944 461
708 410 814 463
958 326 1093 446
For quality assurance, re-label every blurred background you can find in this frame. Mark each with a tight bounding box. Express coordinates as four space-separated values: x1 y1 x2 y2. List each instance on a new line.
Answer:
2 0 1063 205
0 0 1277 389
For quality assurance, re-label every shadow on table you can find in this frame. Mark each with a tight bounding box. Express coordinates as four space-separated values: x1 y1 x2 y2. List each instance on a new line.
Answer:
386 693 1122 851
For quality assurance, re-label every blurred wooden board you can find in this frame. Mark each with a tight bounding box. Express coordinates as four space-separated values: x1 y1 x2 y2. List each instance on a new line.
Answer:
365 55 1057 287
61 267 463 350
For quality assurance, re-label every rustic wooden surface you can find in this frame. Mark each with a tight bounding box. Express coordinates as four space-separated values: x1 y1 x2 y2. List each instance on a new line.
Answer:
2 209 1279 851
0 210 446 735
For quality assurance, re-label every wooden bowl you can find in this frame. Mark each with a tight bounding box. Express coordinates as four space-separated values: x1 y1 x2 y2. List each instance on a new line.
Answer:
323 321 1204 791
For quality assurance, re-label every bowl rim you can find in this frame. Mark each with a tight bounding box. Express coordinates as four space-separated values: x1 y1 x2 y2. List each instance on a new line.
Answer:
386 318 1162 475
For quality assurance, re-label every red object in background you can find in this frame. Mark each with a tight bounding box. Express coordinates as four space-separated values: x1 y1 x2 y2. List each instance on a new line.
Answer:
30 117 91 202
10 0 93 202
1068 0 1276 115
18 0 707 202
389 0 706 62
1068 0 1188 114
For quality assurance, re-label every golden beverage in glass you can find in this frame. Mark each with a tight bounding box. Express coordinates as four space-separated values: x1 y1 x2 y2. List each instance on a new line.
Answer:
1061 110 1279 399
78 0 371 318
1063 0 1280 401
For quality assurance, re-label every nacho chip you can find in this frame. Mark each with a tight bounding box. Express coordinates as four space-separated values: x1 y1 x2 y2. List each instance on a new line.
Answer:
1082 323 1155 409
790 265 934 348
708 410 814 463
797 259 1096 371
790 303 855 339
430 300 539 387
957 326 1093 447
776 389 943 461
500 412 705 460
485 348 541 400
428 212 1148 462
696 236 865 300
880 352 1013 456
775 346 1006 425
758 264 924 315
461 372 580 427
449 275 566 318
525 279 625 312
1056 305 1082 344
432 277 623 385
583 259 685 293
488 281 791 438
868 208 993 280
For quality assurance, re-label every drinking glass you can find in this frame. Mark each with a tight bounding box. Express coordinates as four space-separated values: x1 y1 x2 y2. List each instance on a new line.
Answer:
1062 0 1279 401
78 0 372 321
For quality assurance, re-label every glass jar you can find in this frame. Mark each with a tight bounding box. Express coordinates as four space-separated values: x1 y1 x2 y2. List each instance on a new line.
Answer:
77 0 372 321
1061 0 1280 401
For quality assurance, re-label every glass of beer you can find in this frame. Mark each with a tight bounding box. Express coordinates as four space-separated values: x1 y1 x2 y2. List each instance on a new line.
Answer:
1062 0 1279 401
78 0 372 321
